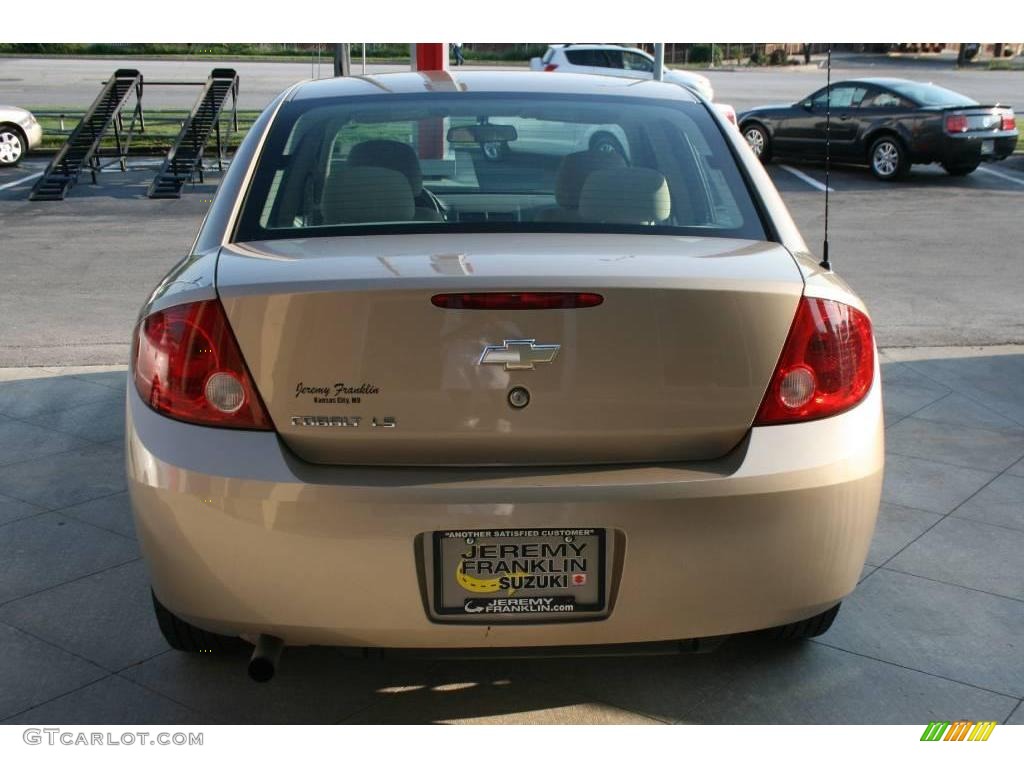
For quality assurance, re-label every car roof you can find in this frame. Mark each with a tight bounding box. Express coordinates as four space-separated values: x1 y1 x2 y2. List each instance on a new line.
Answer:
288 70 698 103
836 77 924 89
550 43 647 53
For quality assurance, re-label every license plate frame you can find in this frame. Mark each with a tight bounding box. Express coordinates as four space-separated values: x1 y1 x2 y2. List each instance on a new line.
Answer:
431 528 607 618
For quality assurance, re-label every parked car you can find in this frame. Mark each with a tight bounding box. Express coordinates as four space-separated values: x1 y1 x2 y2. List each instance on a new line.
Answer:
530 45 737 129
531 44 714 101
474 117 631 161
0 106 43 167
739 78 1018 180
128 71 882 678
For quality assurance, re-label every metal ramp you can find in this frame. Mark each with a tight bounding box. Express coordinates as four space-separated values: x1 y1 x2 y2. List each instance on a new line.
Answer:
30 69 143 201
148 69 239 199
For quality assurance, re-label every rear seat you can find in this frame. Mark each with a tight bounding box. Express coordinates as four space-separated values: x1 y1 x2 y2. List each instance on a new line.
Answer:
348 139 443 221
579 167 671 225
320 166 415 224
536 150 627 222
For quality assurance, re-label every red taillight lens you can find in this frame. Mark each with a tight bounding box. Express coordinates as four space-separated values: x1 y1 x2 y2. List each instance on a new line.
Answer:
945 114 969 133
543 64 558 72
753 297 875 426
131 299 273 430
431 292 603 310
716 104 738 126
1001 111 1015 131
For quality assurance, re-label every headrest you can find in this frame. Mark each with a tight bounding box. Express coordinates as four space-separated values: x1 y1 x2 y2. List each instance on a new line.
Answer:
578 167 671 225
348 140 424 195
554 150 627 209
321 166 415 224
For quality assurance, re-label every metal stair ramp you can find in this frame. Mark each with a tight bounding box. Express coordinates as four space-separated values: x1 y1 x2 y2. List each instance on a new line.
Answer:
30 69 143 201
148 69 239 199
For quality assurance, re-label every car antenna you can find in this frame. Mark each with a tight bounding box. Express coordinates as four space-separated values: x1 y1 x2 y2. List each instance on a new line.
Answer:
821 44 833 271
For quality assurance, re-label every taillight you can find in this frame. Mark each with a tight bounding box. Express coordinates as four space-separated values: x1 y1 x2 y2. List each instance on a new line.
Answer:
543 64 558 72
753 297 874 426
1001 111 1015 131
131 299 272 430
716 104 738 126
945 114 968 133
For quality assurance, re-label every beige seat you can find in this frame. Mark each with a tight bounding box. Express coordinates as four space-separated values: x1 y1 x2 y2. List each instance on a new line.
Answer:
536 150 627 222
579 167 671 225
348 140 443 222
320 166 415 225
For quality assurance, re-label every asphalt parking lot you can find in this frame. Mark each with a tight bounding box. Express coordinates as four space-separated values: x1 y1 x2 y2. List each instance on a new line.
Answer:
1 57 1023 724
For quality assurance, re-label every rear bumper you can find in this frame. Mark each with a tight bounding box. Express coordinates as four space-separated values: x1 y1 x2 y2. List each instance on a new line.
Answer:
941 133 1018 165
126 372 884 649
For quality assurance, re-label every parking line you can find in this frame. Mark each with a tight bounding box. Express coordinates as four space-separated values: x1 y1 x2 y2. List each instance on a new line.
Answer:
976 166 1024 188
0 171 43 192
778 164 835 193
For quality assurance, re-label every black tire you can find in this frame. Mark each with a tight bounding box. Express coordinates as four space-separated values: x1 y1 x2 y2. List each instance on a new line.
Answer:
741 122 772 163
589 131 626 159
0 124 27 167
761 603 841 642
152 590 247 654
868 135 910 180
943 161 979 177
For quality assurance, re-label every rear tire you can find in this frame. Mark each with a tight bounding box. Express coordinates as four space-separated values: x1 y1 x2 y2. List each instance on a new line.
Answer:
761 603 841 641
152 590 247 654
0 125 26 167
868 135 909 181
742 123 772 163
943 161 979 176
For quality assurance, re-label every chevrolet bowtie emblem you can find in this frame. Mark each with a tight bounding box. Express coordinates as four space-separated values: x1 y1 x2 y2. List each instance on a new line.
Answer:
478 339 560 371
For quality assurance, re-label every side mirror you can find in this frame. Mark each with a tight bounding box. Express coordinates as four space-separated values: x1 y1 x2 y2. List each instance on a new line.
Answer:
529 57 543 71
799 100 813 111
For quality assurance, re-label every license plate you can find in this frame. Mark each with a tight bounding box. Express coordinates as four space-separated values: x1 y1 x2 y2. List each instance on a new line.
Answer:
981 139 995 155
432 528 606 617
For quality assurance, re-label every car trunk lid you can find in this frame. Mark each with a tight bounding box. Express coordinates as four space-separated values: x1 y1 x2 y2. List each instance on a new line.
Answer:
942 104 1015 134
217 233 804 466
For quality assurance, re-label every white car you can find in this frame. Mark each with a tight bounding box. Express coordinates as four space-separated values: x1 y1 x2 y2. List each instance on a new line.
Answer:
480 117 631 161
531 44 714 101
530 44 736 126
0 106 43 167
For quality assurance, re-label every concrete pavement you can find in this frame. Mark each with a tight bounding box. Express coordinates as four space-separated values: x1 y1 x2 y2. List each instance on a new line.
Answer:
0 348 1022 724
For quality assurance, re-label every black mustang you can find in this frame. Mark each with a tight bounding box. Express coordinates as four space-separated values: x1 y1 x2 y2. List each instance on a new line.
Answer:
739 78 1018 180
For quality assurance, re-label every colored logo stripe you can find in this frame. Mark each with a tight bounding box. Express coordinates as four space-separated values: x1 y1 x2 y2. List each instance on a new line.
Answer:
921 721 950 741
968 721 997 741
920 721 996 742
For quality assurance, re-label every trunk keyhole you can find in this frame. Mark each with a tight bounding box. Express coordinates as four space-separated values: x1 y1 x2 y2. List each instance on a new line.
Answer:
508 387 530 409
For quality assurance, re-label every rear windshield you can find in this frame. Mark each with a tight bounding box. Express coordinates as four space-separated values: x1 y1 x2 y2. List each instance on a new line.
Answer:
235 92 766 242
889 82 977 107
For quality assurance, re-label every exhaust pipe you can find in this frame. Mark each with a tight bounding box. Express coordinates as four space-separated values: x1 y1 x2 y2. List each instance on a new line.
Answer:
248 634 284 683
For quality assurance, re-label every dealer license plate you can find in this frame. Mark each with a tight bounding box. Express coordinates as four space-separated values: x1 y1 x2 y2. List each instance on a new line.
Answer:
981 139 995 155
432 528 606 617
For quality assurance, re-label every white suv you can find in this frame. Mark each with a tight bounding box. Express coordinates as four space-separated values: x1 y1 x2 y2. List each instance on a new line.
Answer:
531 44 714 101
